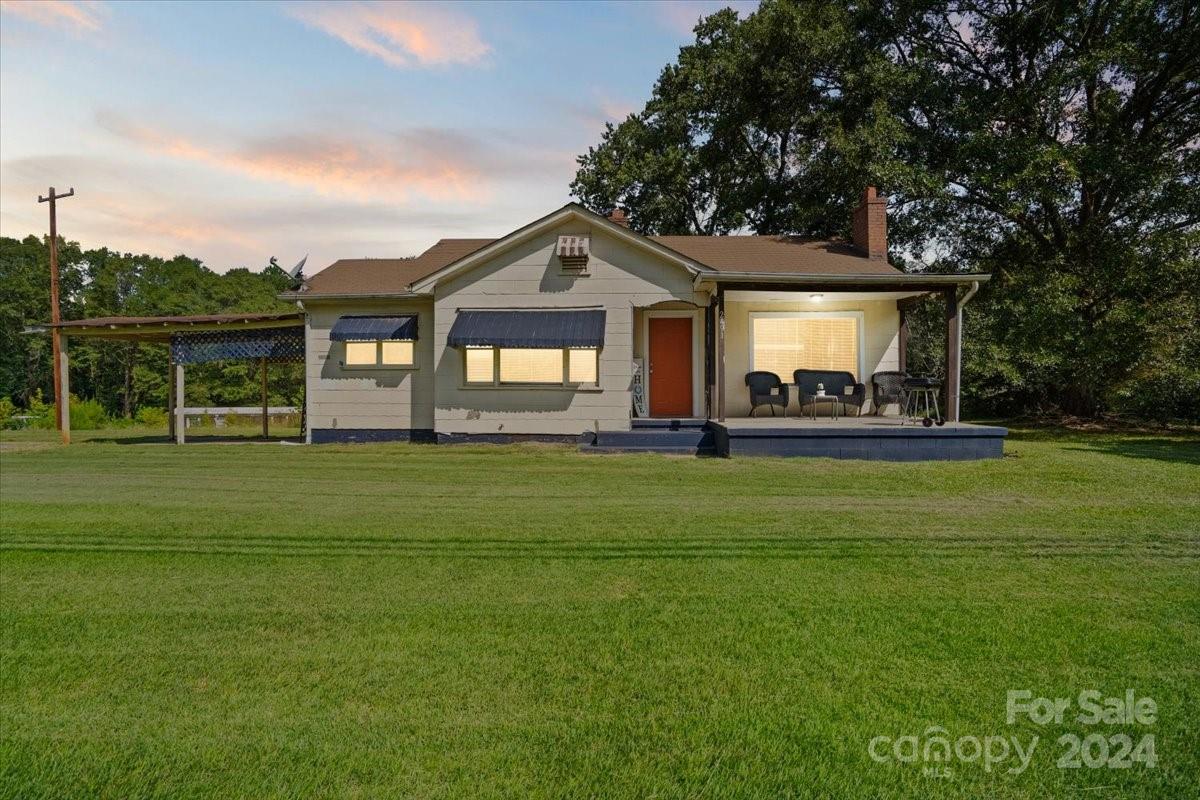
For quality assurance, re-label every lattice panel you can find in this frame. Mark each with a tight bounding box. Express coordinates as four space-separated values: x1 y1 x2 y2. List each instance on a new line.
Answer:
171 327 305 364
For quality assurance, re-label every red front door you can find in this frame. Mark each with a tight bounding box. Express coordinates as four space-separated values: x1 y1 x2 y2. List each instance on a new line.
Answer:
648 317 693 416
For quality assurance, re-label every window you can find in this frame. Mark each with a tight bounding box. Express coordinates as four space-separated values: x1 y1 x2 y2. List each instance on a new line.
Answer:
751 314 859 377
568 348 598 384
343 340 414 368
465 347 494 383
463 347 599 386
499 348 562 384
381 341 413 365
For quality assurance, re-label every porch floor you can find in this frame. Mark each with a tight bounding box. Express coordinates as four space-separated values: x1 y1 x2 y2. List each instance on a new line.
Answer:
707 416 1007 460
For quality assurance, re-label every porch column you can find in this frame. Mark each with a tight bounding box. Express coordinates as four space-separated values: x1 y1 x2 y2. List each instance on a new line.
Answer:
716 286 726 421
260 357 269 438
897 305 909 374
944 288 960 423
58 334 70 444
173 361 186 444
704 301 715 418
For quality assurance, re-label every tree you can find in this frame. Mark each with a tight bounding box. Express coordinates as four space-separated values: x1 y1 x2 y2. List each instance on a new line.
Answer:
572 0 1200 418
0 236 302 418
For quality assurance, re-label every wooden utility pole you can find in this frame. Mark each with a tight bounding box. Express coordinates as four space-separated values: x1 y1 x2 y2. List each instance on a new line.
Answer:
38 186 74 443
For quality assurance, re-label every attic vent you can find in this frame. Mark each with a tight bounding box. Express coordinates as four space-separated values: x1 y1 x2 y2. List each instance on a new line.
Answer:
556 235 590 273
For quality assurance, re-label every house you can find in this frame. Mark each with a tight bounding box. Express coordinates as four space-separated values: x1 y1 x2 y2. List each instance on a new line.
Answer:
37 187 1005 458
279 188 1005 458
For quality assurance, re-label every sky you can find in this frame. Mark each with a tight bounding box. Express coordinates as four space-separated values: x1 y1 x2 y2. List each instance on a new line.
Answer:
1 0 755 274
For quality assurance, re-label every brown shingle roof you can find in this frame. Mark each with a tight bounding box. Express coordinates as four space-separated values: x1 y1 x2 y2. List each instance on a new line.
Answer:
298 232 899 296
302 239 493 296
650 235 901 276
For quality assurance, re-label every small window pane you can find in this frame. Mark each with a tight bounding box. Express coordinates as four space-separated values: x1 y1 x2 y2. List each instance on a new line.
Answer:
345 341 376 365
499 348 562 383
465 347 494 383
568 349 598 383
381 340 413 366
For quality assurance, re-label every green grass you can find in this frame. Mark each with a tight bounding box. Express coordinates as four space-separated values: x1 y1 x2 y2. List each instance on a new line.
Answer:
1 426 1197 799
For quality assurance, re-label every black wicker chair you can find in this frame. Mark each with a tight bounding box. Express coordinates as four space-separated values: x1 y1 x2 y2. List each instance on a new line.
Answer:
871 371 908 416
745 371 789 417
792 369 867 416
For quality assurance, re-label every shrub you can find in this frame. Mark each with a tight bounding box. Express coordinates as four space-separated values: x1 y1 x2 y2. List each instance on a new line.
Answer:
68 397 109 430
0 397 14 429
135 406 169 428
27 392 56 429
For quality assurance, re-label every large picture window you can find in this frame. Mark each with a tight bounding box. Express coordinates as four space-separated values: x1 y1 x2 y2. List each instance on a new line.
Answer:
464 347 599 386
750 313 860 377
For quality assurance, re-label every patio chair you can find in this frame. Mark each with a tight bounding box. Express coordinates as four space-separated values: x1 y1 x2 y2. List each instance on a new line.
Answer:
871 371 908 416
745 371 789 417
793 370 866 417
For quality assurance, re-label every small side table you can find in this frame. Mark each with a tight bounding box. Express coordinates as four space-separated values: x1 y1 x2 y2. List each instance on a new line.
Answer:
806 393 841 421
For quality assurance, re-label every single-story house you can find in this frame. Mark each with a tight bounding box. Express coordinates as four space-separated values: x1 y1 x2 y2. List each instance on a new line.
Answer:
39 188 1006 459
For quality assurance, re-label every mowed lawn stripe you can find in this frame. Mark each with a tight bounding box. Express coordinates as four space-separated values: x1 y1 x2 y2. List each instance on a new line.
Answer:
1 427 1197 799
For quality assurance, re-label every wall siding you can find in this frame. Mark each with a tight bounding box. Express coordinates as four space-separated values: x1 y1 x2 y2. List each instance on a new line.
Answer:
433 223 706 435
305 300 435 432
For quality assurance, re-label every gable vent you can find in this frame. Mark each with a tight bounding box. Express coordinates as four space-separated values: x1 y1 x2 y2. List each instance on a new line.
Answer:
556 235 590 273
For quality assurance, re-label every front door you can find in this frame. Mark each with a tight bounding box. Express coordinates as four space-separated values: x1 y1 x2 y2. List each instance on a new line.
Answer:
648 316 693 416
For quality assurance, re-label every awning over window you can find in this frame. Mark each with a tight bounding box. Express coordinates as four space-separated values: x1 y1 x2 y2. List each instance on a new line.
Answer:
330 315 418 341
447 309 606 348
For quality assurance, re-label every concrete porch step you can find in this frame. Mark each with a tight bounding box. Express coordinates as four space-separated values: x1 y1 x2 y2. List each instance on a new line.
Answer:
631 417 709 430
594 429 714 448
582 426 716 455
581 444 710 455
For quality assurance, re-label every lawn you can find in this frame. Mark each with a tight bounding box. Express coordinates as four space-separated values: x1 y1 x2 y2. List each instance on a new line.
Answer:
1 427 1197 799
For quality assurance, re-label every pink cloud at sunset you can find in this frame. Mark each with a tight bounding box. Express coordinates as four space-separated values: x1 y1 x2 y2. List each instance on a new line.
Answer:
286 1 490 69
97 113 494 204
0 0 105 33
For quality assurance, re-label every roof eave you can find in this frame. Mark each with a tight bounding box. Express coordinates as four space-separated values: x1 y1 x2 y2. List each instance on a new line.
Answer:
277 290 432 302
709 272 992 286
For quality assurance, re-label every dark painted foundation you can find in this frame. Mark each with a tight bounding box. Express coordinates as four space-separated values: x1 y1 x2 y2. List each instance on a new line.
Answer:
310 428 436 444
708 421 1007 460
313 421 1007 461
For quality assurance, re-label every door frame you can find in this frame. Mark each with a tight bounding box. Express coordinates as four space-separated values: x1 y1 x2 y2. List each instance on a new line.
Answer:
642 309 704 418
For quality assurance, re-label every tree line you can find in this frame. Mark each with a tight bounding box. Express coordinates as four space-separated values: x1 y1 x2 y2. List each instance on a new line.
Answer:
0 235 302 423
572 0 1199 420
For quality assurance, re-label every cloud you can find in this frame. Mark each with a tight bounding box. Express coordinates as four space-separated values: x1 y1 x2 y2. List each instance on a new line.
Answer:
286 0 489 68
0 0 105 32
97 112 497 203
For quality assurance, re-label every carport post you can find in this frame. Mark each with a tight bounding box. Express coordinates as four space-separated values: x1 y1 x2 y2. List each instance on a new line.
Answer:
260 357 269 438
167 353 176 440
58 334 70 444
173 361 185 444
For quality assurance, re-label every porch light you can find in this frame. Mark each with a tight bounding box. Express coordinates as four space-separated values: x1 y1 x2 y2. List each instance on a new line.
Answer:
809 294 824 302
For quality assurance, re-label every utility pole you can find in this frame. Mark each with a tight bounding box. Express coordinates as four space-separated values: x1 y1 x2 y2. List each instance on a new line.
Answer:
38 186 74 443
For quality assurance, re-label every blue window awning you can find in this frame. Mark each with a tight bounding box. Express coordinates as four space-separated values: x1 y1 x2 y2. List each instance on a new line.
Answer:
330 315 418 341
447 309 606 348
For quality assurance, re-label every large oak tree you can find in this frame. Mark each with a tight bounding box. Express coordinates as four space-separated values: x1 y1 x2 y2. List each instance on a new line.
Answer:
572 0 1199 418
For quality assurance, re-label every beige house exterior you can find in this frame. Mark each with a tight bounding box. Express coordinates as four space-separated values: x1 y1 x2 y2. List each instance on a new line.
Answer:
281 195 989 444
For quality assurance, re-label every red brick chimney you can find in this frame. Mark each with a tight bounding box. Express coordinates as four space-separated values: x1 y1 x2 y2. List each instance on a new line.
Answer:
607 208 630 228
851 187 887 260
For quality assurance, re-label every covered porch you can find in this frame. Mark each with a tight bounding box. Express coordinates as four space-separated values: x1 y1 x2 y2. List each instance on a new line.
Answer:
705 273 988 424
619 272 1006 459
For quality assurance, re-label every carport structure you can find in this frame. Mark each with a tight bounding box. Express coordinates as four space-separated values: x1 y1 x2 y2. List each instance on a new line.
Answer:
31 312 304 443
